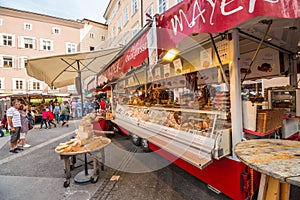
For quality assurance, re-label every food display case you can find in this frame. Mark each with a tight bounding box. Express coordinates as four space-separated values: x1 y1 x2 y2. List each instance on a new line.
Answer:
111 54 232 168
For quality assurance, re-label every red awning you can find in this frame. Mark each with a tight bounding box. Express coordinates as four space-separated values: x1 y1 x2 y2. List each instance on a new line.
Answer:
157 0 300 49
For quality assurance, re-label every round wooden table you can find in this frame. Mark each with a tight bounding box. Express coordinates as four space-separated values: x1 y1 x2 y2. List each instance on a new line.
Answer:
234 139 300 200
55 137 111 187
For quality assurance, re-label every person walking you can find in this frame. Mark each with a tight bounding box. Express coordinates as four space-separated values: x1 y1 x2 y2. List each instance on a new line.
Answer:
46 108 56 128
7 100 23 154
18 104 31 148
60 101 70 127
2 110 9 134
100 99 106 111
40 108 48 129
71 100 77 119
76 99 82 118
84 100 90 115
53 102 60 123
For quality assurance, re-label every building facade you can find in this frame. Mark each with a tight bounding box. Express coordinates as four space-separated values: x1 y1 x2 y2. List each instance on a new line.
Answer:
0 7 107 94
103 0 183 48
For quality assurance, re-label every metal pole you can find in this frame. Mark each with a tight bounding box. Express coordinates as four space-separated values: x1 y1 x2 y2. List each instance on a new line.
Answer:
76 60 84 119
230 29 243 160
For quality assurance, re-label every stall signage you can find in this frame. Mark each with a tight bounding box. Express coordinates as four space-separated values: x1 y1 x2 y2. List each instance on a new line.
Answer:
87 77 96 92
100 32 149 83
157 0 300 47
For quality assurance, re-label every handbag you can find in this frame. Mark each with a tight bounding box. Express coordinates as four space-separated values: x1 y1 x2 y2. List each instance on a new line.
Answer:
28 121 33 130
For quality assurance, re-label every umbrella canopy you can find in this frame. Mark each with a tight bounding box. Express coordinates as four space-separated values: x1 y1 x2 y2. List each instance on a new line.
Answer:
26 47 122 88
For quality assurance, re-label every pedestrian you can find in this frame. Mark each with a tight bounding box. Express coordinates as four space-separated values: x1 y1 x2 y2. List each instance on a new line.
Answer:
54 102 60 123
100 98 106 111
84 100 90 115
60 101 70 127
48 100 54 112
71 100 77 119
7 100 23 154
18 104 31 148
2 110 9 134
40 108 48 129
27 109 35 128
76 99 82 118
46 108 56 128
91 99 99 111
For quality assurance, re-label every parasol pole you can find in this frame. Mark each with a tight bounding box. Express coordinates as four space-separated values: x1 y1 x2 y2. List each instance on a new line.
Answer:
76 60 84 119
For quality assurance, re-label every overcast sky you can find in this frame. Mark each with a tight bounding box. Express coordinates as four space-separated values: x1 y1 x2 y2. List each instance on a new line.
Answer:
0 0 110 23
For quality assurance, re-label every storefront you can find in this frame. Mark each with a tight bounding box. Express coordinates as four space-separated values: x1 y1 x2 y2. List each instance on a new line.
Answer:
93 1 299 199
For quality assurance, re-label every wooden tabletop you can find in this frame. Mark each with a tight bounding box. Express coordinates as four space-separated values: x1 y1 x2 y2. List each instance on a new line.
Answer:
55 137 111 156
234 139 300 186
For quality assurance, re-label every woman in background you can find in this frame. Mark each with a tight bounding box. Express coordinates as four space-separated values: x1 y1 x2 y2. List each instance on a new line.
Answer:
40 108 48 129
18 104 31 148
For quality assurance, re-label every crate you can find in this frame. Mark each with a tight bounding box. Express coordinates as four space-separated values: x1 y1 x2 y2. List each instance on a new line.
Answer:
256 109 285 133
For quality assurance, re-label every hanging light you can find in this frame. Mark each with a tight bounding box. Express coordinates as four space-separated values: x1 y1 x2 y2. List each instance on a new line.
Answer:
162 49 179 61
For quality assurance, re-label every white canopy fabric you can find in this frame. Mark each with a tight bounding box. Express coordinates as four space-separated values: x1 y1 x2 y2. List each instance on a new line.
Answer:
26 47 122 88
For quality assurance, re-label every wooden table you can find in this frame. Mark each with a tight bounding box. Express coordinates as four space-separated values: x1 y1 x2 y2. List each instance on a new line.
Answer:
234 139 300 200
55 137 111 187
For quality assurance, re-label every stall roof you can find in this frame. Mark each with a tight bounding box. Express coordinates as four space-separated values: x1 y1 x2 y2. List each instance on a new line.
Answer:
26 47 122 88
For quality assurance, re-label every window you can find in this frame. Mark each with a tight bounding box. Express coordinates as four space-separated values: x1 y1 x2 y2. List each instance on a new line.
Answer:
101 36 105 41
0 34 15 47
90 46 95 51
145 4 154 19
18 36 35 49
124 6 129 24
0 78 4 90
158 0 168 13
132 0 138 15
18 56 27 68
0 19 3 26
66 43 77 53
52 27 60 34
90 33 94 38
40 39 53 51
118 17 122 33
29 80 41 90
132 23 139 37
24 23 32 30
1 56 14 68
12 78 25 90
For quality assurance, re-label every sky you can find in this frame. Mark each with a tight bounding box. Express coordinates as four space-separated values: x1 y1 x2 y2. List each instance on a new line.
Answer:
0 0 110 23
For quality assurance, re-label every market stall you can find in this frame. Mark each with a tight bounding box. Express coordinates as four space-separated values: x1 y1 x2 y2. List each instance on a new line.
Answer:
94 0 300 199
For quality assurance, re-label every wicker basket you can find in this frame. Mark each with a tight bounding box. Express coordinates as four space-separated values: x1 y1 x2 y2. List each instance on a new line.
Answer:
256 109 285 133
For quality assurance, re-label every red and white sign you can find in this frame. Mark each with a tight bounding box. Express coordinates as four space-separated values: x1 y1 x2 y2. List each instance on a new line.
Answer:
100 32 149 84
157 0 300 48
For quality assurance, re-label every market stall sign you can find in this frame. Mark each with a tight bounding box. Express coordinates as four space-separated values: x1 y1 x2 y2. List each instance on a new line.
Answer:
100 32 149 84
157 0 300 49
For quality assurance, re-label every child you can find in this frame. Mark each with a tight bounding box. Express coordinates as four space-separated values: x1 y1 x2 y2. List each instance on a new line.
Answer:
40 108 48 129
46 109 56 128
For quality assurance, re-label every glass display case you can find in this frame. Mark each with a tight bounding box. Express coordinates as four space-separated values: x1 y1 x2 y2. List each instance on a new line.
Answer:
111 61 232 168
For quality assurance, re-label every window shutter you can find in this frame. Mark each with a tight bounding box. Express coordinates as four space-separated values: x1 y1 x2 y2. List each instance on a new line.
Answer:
28 80 32 90
0 56 3 68
50 40 54 51
32 38 36 49
12 56 16 69
11 35 15 47
18 36 24 48
0 34 3 46
40 39 43 50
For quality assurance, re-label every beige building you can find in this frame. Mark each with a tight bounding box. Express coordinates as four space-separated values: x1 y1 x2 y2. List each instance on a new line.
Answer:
103 0 183 48
0 7 107 94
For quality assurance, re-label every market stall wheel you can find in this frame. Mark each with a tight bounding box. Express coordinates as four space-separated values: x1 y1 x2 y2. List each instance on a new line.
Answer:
131 134 141 146
141 138 151 152
63 179 70 188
